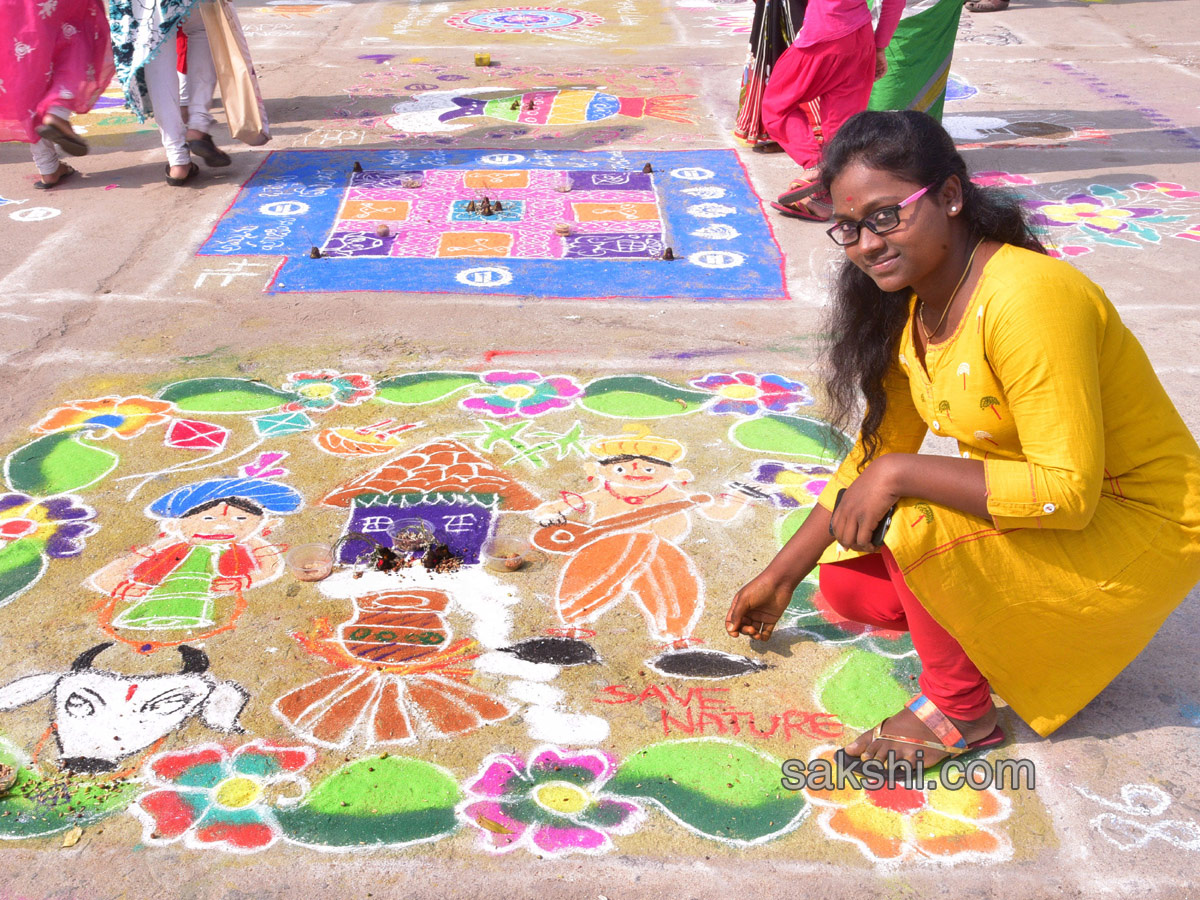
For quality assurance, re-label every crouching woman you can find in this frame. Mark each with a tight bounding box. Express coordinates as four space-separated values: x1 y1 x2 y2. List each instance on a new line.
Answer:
726 110 1200 765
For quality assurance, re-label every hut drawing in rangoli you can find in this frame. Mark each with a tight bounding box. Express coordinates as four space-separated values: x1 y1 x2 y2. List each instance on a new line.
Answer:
272 440 542 748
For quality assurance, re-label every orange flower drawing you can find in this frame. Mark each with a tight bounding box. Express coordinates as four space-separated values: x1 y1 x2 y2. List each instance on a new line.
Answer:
32 396 174 440
803 749 1012 863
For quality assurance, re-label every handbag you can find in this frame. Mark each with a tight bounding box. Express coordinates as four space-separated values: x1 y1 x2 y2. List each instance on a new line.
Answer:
197 0 271 146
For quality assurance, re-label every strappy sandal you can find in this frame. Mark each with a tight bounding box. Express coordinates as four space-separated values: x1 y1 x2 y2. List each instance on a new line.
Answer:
776 176 822 207
164 161 199 187
771 189 833 222
186 133 231 167
33 164 77 190
36 121 88 156
834 693 1006 777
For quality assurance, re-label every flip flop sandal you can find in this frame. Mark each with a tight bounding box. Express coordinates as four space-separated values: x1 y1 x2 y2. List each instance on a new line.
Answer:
186 133 232 167
164 161 200 187
965 0 1008 11
834 693 1007 777
33 165 77 190
777 178 823 207
36 122 88 157
770 197 832 222
751 141 784 154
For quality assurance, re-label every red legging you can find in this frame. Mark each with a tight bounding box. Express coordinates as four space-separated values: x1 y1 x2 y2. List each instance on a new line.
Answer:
818 550 993 720
761 23 877 170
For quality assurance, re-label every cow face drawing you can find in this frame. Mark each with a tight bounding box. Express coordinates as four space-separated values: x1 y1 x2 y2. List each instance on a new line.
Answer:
0 643 248 773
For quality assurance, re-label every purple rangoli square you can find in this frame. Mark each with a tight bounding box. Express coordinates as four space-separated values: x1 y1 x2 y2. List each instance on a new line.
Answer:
323 230 397 258
562 232 666 259
569 171 652 192
321 166 668 261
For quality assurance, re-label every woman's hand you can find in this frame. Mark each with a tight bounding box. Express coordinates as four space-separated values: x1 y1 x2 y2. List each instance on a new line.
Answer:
874 48 889 80
829 455 902 553
725 571 797 642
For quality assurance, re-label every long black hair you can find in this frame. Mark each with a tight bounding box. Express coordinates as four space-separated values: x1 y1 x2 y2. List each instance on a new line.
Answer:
818 110 1046 467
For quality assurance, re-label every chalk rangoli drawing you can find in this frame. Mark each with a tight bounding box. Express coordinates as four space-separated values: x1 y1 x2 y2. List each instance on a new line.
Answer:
444 7 604 33
322 438 542 565
250 1 347 17
945 112 1110 149
1021 180 1200 257
87 476 300 652
274 584 517 749
704 12 752 34
458 746 644 856
341 63 705 147
0 643 247 775
315 420 424 457
197 149 786 299
0 493 98 608
803 746 1013 864
1074 784 1200 852
526 430 749 657
385 87 695 134
955 14 1022 45
0 367 1043 857
944 74 976 103
130 740 314 853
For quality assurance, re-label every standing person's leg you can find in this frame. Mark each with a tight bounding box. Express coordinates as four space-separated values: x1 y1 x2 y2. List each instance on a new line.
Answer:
761 44 827 173
143 27 196 182
30 137 76 188
808 23 877 156
182 9 231 167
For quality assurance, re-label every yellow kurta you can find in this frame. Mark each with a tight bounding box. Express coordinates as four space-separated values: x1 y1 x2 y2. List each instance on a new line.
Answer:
817 244 1200 736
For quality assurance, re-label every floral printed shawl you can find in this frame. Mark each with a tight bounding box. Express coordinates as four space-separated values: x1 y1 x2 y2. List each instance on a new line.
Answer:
107 0 199 121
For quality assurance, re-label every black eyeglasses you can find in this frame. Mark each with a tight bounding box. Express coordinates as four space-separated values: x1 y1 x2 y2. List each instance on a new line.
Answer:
825 184 933 247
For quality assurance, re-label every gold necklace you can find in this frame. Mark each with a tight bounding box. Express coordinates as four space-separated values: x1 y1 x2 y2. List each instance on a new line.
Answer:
918 239 984 343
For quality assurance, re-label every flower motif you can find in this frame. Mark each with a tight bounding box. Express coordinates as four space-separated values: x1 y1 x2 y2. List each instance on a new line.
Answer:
458 746 644 856
1045 244 1093 259
708 13 751 33
971 172 1034 188
460 371 582 418
0 493 97 558
751 461 834 508
31 396 173 440
804 748 1012 863
1132 181 1200 200
1175 224 1200 244
281 371 375 412
131 741 315 853
689 372 813 416
1025 192 1160 234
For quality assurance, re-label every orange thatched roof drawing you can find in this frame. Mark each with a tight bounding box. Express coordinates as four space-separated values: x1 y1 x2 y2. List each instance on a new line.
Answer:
321 439 541 510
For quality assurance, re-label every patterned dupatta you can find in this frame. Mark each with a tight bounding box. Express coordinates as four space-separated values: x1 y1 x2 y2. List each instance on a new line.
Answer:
107 0 199 121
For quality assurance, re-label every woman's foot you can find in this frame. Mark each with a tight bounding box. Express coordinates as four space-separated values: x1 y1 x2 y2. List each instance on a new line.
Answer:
34 162 77 190
844 700 999 768
36 114 88 156
771 190 833 222
165 162 200 186
965 0 1008 11
185 130 231 167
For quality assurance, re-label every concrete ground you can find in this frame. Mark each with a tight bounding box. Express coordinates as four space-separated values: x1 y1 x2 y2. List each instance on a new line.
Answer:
1 0 1199 896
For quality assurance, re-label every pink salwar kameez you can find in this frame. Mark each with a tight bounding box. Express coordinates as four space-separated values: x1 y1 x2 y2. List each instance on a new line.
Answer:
0 0 114 144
